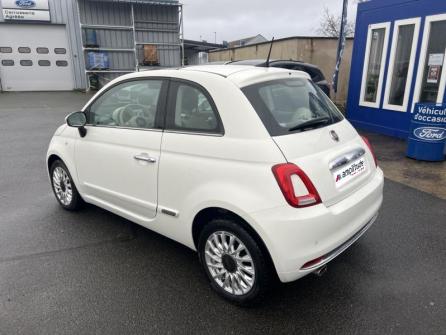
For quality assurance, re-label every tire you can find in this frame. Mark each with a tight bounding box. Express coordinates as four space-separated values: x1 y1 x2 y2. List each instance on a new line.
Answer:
50 160 83 211
198 218 272 306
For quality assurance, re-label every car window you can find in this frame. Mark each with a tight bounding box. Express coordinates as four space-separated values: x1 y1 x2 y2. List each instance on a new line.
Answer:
242 78 343 136
168 82 222 133
89 80 163 129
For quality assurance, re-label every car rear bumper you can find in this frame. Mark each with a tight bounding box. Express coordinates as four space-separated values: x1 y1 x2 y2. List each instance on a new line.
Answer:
250 167 384 283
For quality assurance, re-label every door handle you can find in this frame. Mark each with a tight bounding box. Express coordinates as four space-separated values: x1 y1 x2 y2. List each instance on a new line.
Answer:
134 153 157 163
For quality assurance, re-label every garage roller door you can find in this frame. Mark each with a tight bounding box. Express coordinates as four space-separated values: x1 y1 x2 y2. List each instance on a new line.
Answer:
0 24 74 91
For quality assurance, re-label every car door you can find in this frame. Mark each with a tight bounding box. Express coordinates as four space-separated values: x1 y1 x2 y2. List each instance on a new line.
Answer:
75 79 168 223
157 79 225 231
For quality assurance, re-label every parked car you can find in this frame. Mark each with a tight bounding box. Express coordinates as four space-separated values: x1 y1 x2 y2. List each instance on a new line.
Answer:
47 65 383 305
229 59 331 97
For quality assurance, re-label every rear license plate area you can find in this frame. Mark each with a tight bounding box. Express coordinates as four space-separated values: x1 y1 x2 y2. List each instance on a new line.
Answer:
332 157 367 188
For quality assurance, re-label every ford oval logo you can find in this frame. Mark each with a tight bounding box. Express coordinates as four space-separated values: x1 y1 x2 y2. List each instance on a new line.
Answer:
15 0 36 8
413 127 446 141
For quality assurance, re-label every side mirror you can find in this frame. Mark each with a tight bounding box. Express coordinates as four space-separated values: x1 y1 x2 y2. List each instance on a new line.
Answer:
66 111 87 137
66 111 86 127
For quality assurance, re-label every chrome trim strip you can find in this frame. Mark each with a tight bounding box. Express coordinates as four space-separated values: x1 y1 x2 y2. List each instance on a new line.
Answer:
329 147 366 171
301 212 378 271
84 126 224 137
86 124 163 132
164 130 224 137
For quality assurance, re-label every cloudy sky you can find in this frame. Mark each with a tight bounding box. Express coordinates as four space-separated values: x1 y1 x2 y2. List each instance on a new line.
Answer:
182 0 359 43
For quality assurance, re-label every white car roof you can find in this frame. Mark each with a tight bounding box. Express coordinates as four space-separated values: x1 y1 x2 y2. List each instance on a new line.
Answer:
114 65 311 89
184 64 255 77
184 65 311 87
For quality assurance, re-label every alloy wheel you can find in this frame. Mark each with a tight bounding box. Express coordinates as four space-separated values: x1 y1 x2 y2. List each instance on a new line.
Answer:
204 231 256 295
52 166 73 206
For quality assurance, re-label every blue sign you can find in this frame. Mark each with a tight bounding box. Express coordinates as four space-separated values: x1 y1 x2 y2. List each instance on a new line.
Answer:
412 104 446 124
407 103 446 161
15 0 36 8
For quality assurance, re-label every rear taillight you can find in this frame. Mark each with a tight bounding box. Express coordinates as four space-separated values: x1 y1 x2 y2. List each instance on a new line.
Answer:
272 163 321 208
361 136 377 167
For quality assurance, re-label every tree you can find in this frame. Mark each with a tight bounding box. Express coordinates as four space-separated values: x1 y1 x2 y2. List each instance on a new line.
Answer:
316 7 355 38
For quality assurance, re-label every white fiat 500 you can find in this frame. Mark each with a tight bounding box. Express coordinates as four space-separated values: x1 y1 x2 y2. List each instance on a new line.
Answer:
47 65 383 305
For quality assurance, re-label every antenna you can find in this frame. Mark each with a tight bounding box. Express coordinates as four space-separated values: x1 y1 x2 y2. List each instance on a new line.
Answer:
265 37 275 67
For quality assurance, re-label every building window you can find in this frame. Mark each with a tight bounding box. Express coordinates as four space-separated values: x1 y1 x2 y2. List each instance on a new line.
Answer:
56 60 68 67
38 60 51 66
413 14 446 106
37 47 49 54
18 47 31 53
54 48 67 54
360 22 390 108
383 18 421 112
0 47 12 53
20 60 33 66
1 60 14 66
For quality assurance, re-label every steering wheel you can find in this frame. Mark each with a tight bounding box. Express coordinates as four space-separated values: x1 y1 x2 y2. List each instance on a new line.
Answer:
113 104 149 127
123 104 148 117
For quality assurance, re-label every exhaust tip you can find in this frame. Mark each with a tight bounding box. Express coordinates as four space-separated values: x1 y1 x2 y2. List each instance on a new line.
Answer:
312 265 327 277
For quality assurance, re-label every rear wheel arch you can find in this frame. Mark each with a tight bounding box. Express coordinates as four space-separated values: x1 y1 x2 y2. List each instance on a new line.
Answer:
191 207 277 276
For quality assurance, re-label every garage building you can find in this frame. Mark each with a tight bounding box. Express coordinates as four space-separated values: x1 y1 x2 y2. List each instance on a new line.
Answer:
346 0 446 138
0 0 183 91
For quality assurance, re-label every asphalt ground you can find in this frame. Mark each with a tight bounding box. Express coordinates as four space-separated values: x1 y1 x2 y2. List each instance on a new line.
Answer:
0 92 445 334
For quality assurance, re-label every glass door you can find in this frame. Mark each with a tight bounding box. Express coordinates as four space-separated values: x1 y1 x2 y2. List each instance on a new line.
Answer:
413 14 446 106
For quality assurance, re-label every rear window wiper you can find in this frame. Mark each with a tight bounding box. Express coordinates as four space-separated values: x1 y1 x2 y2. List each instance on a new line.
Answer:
288 116 330 132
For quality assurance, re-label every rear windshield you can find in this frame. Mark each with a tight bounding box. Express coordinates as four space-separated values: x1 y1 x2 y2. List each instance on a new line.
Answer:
242 78 343 136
